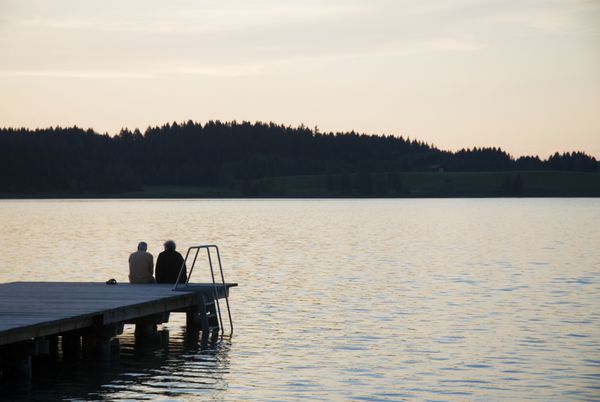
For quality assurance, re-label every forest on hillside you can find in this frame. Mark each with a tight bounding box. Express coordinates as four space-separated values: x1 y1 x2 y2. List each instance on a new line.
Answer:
0 121 598 196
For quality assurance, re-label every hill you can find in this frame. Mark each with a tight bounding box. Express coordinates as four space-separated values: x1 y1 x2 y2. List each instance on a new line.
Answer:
0 121 598 197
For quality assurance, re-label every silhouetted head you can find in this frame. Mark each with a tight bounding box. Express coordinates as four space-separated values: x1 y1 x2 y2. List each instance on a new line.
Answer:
137 241 148 251
164 240 176 251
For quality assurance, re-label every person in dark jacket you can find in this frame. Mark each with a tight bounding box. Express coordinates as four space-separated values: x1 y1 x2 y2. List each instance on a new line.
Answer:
155 240 187 284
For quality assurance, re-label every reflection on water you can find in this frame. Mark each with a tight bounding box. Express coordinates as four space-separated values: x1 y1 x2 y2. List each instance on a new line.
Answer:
1 199 599 400
2 322 230 401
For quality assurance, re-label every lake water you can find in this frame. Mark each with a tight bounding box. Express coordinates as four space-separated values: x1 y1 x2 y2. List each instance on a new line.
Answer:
0 199 599 401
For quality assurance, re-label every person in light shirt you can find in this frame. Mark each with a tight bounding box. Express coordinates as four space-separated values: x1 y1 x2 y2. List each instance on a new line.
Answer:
128 241 155 283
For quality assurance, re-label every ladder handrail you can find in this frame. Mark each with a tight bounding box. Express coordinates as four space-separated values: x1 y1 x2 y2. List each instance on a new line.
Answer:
172 244 234 335
214 246 234 336
206 247 225 332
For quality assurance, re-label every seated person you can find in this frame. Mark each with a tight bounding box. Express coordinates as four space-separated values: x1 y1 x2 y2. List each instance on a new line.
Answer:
129 241 155 283
156 240 187 284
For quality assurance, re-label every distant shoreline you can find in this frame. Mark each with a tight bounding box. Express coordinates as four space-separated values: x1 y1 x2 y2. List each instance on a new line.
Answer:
2 123 598 199
1 196 599 200
2 171 600 199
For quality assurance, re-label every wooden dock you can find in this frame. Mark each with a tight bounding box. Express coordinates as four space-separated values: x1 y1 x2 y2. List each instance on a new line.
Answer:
0 281 236 379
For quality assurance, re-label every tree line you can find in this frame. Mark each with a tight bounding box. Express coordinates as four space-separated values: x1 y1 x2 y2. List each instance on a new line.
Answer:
0 120 597 195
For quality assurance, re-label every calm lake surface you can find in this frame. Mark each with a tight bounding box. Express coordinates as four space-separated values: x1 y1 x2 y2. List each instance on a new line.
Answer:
0 199 599 401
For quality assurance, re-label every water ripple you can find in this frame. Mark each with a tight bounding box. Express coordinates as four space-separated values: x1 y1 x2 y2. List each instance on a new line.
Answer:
0 199 599 401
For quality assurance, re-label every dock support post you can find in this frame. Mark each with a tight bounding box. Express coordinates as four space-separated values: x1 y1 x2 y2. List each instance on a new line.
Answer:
81 324 123 361
133 313 168 342
32 336 58 372
81 335 98 357
134 324 158 340
48 335 59 358
110 338 121 355
0 341 35 383
0 355 32 383
61 334 80 360
199 301 210 346
186 304 201 328
82 336 112 362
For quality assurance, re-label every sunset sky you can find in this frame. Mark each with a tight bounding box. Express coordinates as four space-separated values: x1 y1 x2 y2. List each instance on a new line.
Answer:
0 0 598 158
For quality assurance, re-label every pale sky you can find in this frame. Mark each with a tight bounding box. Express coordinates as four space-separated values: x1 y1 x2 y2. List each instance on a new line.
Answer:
0 0 599 158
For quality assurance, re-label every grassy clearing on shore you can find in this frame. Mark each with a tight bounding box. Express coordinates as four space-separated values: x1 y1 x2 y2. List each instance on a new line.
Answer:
249 171 600 197
120 185 241 198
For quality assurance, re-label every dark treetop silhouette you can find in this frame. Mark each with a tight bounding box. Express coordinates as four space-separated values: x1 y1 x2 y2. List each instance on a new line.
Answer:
0 120 598 197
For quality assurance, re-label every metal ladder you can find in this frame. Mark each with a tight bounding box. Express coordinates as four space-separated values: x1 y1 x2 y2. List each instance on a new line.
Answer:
173 245 233 336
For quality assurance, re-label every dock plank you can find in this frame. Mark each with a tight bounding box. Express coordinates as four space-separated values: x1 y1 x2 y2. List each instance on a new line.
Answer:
0 282 236 346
